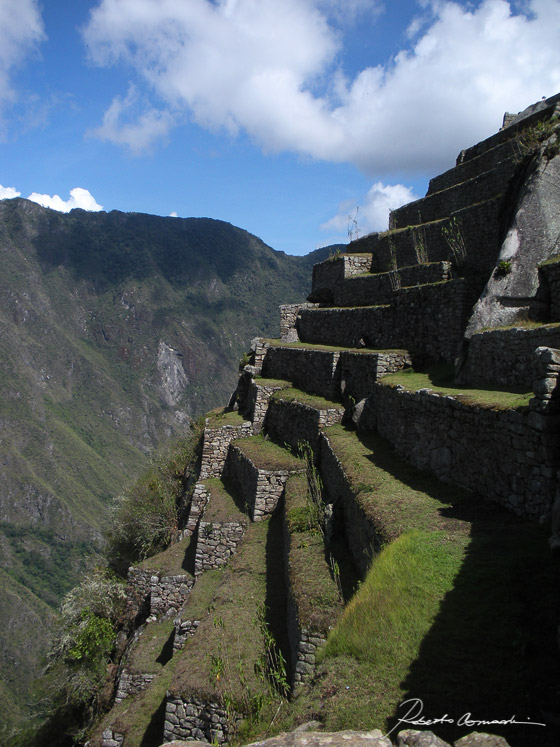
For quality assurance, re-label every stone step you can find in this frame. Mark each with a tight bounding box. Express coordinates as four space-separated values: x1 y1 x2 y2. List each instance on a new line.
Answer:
333 261 452 307
194 478 249 576
427 140 520 195
457 94 560 164
223 434 305 521
260 341 410 400
389 162 516 230
296 279 470 364
349 197 503 283
263 388 345 454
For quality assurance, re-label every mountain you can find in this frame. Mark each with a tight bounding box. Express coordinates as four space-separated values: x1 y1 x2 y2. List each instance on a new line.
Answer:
0 197 330 736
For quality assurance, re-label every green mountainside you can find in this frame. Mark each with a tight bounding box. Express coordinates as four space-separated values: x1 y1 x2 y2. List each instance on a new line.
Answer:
0 197 328 735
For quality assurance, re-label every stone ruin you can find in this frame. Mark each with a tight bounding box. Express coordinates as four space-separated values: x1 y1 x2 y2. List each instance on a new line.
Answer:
98 94 560 747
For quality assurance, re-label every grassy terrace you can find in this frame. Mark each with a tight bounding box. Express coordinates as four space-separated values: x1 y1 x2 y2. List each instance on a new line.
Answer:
276 425 559 746
201 478 248 523
262 339 408 355
176 568 224 622
254 377 291 388
271 387 343 411
284 475 342 634
233 435 304 472
136 536 193 577
205 407 248 428
381 365 532 410
170 520 272 709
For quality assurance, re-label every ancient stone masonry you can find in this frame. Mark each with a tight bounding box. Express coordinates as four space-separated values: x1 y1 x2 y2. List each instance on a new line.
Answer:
199 419 253 480
334 261 452 307
243 375 290 433
262 345 342 399
309 253 372 303
457 324 560 388
224 443 305 521
297 280 470 364
114 671 156 703
101 728 124 747
194 518 248 575
173 617 200 652
185 480 210 535
149 572 194 619
163 694 238 745
125 566 194 621
264 396 345 455
357 372 560 519
280 303 319 342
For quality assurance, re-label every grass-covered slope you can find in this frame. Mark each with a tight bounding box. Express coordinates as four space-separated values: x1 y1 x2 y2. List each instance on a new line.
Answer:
0 197 327 732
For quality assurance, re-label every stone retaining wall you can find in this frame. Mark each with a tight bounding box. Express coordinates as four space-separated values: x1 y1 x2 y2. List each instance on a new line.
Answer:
101 728 124 747
163 694 237 745
357 374 560 519
262 345 341 399
224 444 304 521
247 378 289 433
264 397 344 455
298 280 470 364
173 617 200 652
339 350 412 403
126 566 194 621
185 481 210 535
310 254 372 302
114 670 156 703
194 519 248 576
458 324 560 387
199 420 253 480
125 568 152 624
335 261 452 307
319 433 380 576
280 303 318 341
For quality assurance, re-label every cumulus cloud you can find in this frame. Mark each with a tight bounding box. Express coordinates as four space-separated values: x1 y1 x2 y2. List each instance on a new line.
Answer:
0 184 21 199
27 188 103 212
322 182 419 238
0 0 45 124
83 0 560 175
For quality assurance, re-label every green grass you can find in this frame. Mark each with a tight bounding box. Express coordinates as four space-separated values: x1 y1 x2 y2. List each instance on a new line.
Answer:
127 619 176 674
284 475 342 633
271 387 343 411
202 478 248 523
170 521 272 706
233 435 305 472
262 339 407 355
206 407 248 428
254 377 291 388
274 428 560 746
136 536 193 577
177 569 224 621
382 365 532 410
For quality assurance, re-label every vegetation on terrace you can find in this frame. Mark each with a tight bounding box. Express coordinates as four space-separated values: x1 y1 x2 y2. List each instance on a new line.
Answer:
382 364 533 410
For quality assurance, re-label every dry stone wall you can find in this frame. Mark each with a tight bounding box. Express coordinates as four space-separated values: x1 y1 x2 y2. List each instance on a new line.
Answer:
246 378 289 433
185 481 210 535
357 377 560 519
339 350 412 403
173 617 200 652
310 254 372 302
297 280 470 364
280 303 318 341
125 566 194 621
458 324 560 387
114 670 156 703
163 694 237 745
264 397 344 455
199 420 253 480
194 519 248 575
224 444 304 521
262 346 341 399
541 259 560 320
334 261 452 307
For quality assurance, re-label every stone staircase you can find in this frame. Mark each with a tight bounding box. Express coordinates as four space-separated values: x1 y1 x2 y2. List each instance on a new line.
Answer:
96 96 560 747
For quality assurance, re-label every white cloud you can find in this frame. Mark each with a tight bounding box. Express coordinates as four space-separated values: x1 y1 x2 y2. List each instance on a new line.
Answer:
0 184 21 199
83 0 560 176
322 181 419 238
0 0 45 126
169 211 178 217
88 84 176 154
27 188 103 213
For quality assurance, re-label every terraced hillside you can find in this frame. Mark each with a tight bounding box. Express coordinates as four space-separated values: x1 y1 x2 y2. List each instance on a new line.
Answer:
70 94 560 747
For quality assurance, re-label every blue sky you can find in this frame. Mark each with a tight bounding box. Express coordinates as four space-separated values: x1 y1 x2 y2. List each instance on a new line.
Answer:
1 0 559 255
